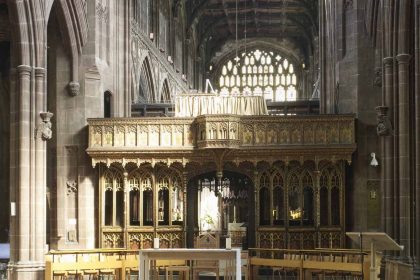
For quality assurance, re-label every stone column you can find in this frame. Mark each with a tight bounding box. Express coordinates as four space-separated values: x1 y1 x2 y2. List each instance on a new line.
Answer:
34 68 47 262
382 57 395 240
9 65 47 279
396 53 412 260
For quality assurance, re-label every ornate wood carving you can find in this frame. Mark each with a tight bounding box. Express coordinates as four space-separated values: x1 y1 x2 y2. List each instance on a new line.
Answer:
87 115 356 168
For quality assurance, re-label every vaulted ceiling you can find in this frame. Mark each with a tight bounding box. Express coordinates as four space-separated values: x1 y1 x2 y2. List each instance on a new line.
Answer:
185 0 318 67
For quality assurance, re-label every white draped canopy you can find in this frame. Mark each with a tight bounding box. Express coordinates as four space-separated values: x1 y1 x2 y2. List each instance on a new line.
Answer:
174 93 268 117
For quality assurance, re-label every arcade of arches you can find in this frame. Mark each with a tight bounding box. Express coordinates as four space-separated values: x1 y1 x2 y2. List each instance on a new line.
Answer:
0 0 420 279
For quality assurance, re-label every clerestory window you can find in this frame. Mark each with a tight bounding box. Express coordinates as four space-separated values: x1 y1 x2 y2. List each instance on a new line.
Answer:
217 49 298 101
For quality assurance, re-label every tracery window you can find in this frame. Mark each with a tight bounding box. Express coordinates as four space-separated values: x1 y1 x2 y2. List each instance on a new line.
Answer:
218 49 298 101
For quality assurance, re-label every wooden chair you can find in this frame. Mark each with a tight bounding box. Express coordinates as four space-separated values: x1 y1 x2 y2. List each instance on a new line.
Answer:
193 232 220 280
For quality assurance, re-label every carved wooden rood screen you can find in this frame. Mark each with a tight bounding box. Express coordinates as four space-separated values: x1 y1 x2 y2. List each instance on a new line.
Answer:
87 111 356 250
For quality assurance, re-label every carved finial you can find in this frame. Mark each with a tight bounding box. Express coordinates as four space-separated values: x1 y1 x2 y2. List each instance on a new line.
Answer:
68 81 80 97
35 111 54 141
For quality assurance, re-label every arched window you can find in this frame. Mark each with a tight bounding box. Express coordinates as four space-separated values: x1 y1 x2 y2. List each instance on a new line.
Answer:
217 49 298 101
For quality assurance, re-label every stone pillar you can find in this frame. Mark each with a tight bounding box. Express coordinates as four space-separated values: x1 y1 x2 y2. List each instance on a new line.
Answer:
9 65 48 280
34 68 47 261
382 57 395 240
396 53 412 261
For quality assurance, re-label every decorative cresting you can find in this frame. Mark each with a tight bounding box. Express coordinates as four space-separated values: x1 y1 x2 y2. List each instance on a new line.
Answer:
196 115 241 149
87 114 356 167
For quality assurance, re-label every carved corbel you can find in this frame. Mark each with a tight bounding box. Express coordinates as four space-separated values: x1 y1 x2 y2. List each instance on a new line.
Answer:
35 111 54 141
68 81 80 96
375 106 393 136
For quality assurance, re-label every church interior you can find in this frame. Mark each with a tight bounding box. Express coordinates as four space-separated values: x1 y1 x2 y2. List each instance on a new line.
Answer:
0 0 419 279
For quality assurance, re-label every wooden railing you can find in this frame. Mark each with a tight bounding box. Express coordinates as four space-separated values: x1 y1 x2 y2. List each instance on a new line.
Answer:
248 248 370 280
45 249 139 280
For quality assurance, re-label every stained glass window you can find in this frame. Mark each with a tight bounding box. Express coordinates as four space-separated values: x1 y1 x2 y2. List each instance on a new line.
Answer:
217 49 298 101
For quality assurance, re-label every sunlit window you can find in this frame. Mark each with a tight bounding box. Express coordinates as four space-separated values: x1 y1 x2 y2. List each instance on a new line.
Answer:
217 49 298 101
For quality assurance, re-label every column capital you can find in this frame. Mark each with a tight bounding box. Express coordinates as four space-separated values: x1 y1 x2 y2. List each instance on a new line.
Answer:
34 67 46 77
396 54 411 64
383 57 394 66
16 65 32 75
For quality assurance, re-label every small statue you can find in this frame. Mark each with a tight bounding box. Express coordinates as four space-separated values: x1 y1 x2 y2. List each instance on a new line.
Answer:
376 106 393 136
35 112 54 141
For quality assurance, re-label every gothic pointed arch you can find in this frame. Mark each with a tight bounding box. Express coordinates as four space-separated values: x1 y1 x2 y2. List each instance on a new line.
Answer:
134 57 156 104
49 0 88 95
160 78 171 103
